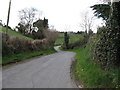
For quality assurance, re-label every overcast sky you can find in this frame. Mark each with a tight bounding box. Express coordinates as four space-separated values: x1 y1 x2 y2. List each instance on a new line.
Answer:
0 0 104 32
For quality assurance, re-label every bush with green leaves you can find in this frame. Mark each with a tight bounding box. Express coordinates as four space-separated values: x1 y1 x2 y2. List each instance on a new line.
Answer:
64 32 69 49
93 2 120 69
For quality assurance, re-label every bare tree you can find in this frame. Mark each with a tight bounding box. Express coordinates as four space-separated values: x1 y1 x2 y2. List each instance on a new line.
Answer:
49 25 55 30
44 29 58 45
79 11 94 34
18 7 39 33
64 25 71 32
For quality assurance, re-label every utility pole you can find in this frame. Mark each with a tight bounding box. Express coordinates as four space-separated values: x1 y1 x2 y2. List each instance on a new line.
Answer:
6 0 12 40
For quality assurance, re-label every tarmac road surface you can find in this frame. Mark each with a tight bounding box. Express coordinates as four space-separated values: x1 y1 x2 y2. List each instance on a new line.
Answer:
2 46 78 88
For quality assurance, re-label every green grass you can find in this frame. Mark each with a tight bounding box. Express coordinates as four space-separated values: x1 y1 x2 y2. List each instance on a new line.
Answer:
55 33 84 45
55 33 64 45
69 34 84 43
0 26 33 40
2 49 56 65
1 26 57 66
63 46 119 88
55 38 64 45
58 33 64 37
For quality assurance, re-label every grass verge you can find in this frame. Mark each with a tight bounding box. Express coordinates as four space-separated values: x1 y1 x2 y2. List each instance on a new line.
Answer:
0 26 33 40
63 46 120 88
2 49 56 65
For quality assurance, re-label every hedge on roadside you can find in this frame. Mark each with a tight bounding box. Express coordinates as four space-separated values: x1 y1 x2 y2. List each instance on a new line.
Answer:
2 33 53 57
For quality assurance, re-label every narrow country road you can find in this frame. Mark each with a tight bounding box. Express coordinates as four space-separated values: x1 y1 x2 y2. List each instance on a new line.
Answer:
2 46 78 88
